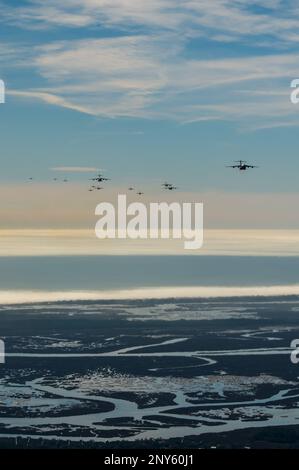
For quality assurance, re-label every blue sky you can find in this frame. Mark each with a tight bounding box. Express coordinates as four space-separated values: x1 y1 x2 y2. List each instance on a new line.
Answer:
0 0 299 230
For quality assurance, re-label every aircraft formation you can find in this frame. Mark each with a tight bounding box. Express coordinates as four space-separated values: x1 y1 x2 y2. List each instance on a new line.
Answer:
86 172 180 195
162 182 178 191
28 161 258 194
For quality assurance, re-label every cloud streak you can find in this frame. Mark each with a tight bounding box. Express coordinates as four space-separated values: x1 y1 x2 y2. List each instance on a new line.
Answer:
50 167 101 173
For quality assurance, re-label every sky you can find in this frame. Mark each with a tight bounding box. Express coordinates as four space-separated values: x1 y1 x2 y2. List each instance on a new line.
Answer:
0 0 299 236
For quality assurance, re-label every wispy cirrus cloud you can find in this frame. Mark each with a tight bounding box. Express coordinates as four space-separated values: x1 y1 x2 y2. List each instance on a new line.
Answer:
2 1 299 128
5 36 299 128
7 89 94 115
3 0 299 45
0 0 189 32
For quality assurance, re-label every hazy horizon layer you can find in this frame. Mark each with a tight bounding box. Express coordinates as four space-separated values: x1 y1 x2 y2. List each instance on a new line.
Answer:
1 255 299 305
1 229 299 257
